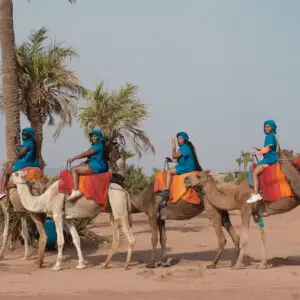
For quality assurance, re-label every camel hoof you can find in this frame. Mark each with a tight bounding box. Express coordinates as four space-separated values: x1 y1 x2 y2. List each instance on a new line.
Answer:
0 254 4 260
257 263 272 269
206 264 216 269
76 264 86 270
146 262 156 269
231 264 243 270
124 265 130 271
99 263 108 269
52 266 62 271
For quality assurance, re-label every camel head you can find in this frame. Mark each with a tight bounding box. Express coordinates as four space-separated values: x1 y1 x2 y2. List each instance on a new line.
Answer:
184 170 212 191
10 170 28 185
279 149 293 160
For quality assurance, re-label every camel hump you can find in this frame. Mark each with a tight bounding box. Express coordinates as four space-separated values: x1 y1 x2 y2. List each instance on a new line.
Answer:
280 158 300 199
255 163 295 201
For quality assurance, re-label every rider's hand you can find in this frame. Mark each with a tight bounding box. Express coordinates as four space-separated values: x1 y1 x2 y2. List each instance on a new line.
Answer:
171 138 176 148
252 152 258 156
69 157 76 162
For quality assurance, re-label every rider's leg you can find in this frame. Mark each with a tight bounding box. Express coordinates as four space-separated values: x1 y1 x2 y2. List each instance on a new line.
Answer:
68 164 94 200
0 164 14 200
247 164 267 204
159 168 176 197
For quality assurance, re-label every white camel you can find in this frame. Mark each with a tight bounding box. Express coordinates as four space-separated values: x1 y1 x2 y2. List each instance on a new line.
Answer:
0 177 48 266
10 170 136 271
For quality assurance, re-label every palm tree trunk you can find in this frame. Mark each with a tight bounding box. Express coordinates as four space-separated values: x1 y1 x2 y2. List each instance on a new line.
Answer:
0 0 21 161
36 120 45 169
29 118 45 170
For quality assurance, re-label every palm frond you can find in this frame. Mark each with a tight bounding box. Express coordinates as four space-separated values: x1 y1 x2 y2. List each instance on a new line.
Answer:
16 26 84 138
78 81 155 158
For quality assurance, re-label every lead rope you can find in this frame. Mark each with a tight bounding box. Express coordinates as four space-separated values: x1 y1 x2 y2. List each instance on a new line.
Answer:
63 160 72 210
253 155 264 228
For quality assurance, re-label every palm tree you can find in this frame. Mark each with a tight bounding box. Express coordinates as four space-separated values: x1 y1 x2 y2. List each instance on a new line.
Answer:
0 0 76 162
119 149 135 177
78 81 155 174
0 0 21 161
240 151 252 171
15 27 84 168
235 157 242 171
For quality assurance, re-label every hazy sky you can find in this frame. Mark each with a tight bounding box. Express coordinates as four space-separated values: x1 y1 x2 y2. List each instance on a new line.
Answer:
1 0 299 174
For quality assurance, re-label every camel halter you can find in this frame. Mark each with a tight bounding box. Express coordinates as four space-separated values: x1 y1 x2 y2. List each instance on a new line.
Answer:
66 160 72 172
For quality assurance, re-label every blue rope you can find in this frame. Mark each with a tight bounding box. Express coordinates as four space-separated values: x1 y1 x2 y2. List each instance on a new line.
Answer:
259 202 264 228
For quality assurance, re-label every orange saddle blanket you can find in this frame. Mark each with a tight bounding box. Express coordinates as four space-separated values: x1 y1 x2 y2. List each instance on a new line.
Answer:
257 163 294 202
58 170 111 208
7 167 44 188
153 171 201 205
292 158 300 171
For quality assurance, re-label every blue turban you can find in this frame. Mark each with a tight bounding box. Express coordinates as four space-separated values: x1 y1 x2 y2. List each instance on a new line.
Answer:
176 131 189 142
22 127 35 139
264 120 277 134
89 129 104 143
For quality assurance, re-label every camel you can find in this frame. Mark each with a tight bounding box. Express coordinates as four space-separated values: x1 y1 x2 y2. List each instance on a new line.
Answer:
128 172 240 269
186 150 300 269
10 171 136 271
0 177 48 267
9 168 240 270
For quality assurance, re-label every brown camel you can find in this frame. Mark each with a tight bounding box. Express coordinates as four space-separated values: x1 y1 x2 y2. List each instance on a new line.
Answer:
129 170 240 269
187 150 300 269
0 177 47 268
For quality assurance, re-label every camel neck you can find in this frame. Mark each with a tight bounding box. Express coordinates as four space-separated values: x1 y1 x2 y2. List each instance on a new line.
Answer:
203 176 238 211
15 183 33 211
15 181 59 213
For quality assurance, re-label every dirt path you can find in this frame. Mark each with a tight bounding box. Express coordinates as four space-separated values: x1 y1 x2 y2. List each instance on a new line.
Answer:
1 208 300 300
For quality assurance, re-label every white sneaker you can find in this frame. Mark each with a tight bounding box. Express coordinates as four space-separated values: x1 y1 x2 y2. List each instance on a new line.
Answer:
247 193 262 204
67 190 82 201
0 192 6 200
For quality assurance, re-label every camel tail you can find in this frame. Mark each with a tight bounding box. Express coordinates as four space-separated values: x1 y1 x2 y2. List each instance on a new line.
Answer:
126 192 133 228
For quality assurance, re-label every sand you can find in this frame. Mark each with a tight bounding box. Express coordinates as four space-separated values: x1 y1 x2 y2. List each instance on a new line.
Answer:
1 208 300 300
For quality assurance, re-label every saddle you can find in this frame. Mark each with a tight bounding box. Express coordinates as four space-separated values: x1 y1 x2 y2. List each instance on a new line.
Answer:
153 170 201 205
7 167 45 194
58 170 111 209
248 163 294 202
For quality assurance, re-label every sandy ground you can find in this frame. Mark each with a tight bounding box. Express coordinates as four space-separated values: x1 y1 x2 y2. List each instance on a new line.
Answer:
1 208 300 300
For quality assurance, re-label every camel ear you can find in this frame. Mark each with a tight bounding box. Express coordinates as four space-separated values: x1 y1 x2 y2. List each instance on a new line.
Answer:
203 170 212 176
194 170 211 177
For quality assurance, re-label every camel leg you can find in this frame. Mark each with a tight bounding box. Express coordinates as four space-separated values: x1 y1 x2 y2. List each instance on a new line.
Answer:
158 219 167 262
65 219 86 269
204 199 227 269
20 216 30 259
147 213 159 268
30 213 47 268
222 211 240 262
257 225 271 269
52 213 65 271
103 214 120 269
0 204 10 259
207 211 227 269
119 216 136 270
233 205 251 269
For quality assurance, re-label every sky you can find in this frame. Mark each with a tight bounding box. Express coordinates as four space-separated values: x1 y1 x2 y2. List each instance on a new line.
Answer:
1 0 300 174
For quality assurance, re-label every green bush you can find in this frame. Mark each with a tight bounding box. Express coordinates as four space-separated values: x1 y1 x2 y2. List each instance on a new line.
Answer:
235 172 247 185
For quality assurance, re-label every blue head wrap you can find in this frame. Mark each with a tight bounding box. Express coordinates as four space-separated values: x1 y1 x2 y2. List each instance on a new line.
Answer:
22 127 35 140
89 129 104 143
176 131 189 143
264 120 277 134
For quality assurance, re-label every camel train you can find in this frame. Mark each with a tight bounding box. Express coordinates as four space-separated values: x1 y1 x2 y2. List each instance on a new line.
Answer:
1 123 300 271
0 149 298 271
